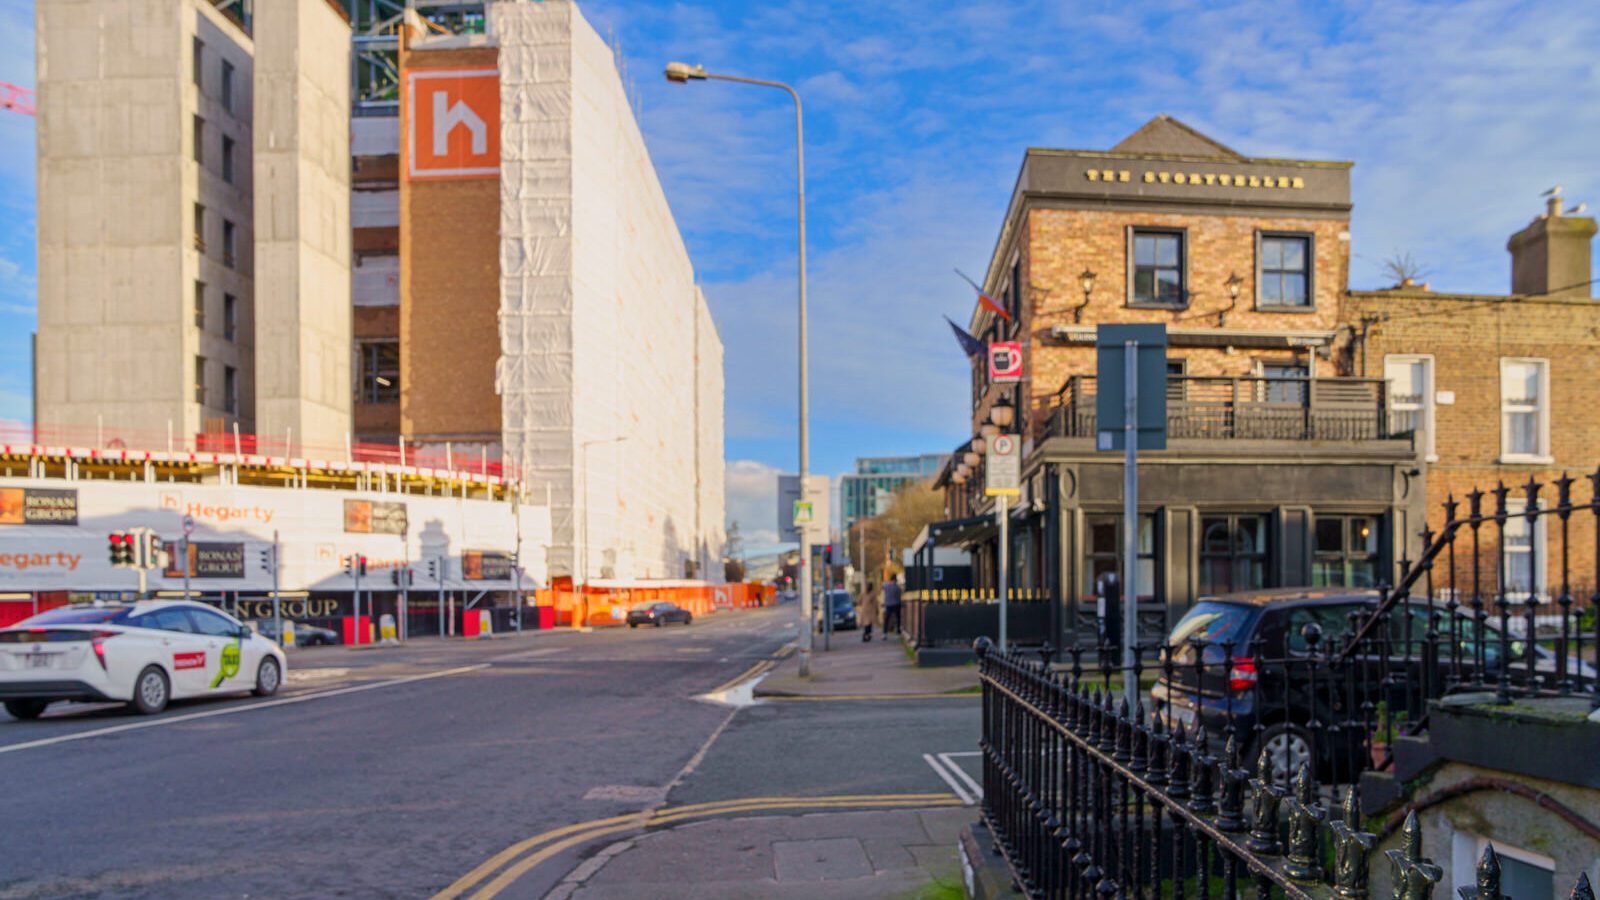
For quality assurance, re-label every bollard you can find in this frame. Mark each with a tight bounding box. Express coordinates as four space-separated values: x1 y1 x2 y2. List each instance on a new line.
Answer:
477 609 492 639
282 620 296 650
379 613 399 646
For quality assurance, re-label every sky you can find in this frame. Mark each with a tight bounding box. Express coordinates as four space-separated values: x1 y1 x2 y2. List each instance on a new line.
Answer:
3 1 1598 555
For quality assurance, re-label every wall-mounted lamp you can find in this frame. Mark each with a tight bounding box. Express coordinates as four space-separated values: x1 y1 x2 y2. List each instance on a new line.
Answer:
990 395 1016 429
969 436 987 455
1219 271 1244 326
1073 269 1097 323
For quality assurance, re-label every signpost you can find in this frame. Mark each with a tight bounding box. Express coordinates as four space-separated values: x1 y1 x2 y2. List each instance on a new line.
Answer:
181 514 195 602
779 474 829 663
985 432 1021 650
1095 323 1168 708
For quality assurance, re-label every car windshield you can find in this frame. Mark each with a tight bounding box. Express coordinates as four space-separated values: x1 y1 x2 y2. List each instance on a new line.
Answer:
17 606 135 626
1168 602 1256 663
828 593 853 610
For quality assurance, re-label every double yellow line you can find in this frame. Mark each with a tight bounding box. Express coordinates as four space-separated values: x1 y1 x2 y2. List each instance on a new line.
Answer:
433 793 963 900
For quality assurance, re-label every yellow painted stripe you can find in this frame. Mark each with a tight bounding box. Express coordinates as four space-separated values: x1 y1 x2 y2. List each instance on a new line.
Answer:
464 795 965 900
760 692 978 702
434 793 960 899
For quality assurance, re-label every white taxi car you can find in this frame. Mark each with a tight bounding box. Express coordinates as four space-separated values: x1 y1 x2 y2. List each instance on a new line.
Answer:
0 600 286 719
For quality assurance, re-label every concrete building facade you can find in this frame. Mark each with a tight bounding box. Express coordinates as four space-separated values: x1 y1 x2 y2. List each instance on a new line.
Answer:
36 0 260 442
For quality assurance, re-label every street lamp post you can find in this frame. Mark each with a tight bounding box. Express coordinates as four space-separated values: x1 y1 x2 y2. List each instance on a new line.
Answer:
665 61 813 676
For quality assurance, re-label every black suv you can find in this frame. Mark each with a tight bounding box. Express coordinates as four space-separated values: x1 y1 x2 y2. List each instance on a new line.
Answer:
1149 588 1578 783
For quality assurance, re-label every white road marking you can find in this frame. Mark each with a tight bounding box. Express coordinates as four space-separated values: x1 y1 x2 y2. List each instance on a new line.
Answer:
0 664 490 755
938 752 983 800
923 752 975 805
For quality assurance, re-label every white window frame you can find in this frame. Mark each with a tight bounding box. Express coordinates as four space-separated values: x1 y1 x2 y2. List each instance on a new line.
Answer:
1501 498 1547 600
1385 354 1436 461
1451 831 1554 899
1499 357 1551 463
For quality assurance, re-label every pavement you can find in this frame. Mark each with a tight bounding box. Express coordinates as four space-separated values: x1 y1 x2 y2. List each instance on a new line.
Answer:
0 608 983 899
757 628 978 698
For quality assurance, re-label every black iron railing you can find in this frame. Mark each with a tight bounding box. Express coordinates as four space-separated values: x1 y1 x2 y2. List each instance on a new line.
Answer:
1047 375 1395 442
976 639 1597 899
903 589 1052 649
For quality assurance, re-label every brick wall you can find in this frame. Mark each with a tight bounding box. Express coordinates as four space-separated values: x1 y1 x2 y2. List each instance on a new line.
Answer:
1014 207 1349 436
1345 289 1600 592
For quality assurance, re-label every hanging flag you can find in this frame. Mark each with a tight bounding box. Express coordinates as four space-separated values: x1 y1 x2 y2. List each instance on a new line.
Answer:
944 316 986 358
956 268 1011 321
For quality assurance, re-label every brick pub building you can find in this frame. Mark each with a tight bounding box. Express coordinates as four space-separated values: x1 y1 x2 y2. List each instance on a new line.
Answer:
934 116 1600 647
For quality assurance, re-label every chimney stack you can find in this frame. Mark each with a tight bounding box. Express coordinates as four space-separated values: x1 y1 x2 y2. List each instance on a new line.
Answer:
1507 188 1596 299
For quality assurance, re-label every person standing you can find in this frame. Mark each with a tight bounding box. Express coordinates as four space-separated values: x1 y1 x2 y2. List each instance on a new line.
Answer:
882 574 903 638
859 580 881 642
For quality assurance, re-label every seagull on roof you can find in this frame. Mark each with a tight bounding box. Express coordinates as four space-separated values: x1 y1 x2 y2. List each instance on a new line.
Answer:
1542 185 1562 197
1566 202 1588 215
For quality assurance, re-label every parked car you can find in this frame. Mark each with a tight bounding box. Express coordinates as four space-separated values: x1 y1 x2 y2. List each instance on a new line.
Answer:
818 591 857 631
627 602 692 628
1149 587 1592 783
253 619 340 646
0 600 286 719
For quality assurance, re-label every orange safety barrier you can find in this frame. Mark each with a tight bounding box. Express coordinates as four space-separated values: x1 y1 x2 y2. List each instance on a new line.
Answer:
533 581 775 627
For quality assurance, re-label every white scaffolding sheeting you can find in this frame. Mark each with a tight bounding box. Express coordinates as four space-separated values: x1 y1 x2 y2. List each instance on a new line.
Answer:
491 0 724 581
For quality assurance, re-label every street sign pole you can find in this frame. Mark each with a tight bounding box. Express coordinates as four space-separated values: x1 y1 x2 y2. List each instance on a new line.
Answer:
1122 341 1139 711
437 556 446 639
182 514 195 603
997 493 1009 651
353 560 362 647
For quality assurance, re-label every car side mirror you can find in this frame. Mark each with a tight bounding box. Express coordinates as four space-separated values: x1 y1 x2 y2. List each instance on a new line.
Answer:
238 624 254 639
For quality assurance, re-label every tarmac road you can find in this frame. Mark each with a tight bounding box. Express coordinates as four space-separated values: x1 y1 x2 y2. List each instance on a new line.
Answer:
0 608 800 898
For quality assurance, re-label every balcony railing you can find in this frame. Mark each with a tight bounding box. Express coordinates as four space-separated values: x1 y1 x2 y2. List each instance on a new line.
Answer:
1046 374 1398 442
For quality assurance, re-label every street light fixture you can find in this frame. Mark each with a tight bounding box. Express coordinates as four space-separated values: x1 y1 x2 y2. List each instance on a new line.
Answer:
979 421 999 441
969 436 986 455
962 450 981 468
665 60 813 675
1220 271 1245 326
990 395 1016 429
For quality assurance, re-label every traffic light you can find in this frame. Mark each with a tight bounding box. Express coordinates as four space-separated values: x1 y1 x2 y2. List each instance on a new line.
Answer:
259 546 275 573
141 531 169 570
824 544 834 565
108 532 134 568
426 558 439 581
358 555 368 577
342 555 354 577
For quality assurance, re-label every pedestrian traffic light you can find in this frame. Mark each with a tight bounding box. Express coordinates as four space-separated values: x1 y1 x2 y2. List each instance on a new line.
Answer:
141 531 169 571
108 532 134 568
824 544 833 565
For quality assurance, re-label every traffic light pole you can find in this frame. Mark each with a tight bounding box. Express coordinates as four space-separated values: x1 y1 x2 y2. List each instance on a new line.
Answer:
437 556 446 639
353 560 362 647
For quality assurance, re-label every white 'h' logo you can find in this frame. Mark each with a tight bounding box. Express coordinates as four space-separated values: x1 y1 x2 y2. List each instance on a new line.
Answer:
433 90 487 157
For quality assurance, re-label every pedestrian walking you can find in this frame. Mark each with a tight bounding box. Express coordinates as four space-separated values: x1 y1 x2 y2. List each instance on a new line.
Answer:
882 574 902 638
859 580 881 642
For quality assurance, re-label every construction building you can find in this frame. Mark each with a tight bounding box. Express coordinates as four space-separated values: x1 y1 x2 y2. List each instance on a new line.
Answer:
31 0 726 585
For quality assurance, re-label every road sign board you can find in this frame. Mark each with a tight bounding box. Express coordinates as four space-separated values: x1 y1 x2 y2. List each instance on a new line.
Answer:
182 515 196 536
793 501 813 526
988 341 1023 384
1095 323 1168 451
985 433 1021 497
778 475 830 543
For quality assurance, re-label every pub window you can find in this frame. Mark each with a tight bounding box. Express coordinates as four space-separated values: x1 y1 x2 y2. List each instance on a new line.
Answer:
1384 354 1434 459
1083 513 1157 605
1198 515 1268 595
1166 359 1187 402
1500 358 1549 460
359 340 400 404
1261 363 1308 405
1130 229 1185 307
1257 234 1312 307
1312 515 1380 587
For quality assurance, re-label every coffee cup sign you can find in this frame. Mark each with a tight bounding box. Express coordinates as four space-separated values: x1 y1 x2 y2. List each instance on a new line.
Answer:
988 341 1023 383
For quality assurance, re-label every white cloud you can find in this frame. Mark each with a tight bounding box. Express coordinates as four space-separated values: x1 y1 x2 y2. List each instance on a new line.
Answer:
724 458 783 549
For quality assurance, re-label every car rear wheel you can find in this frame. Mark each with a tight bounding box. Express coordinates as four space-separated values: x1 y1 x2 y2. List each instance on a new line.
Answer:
629 622 638 629
4 699 49 720
654 618 662 628
684 614 693 625
254 658 282 697
1258 723 1313 783
131 665 170 715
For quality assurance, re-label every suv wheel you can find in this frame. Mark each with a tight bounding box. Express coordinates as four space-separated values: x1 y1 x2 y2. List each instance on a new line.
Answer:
1258 723 1313 783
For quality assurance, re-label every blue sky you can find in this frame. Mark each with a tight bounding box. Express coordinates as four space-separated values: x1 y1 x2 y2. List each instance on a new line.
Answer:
3 1 1599 551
